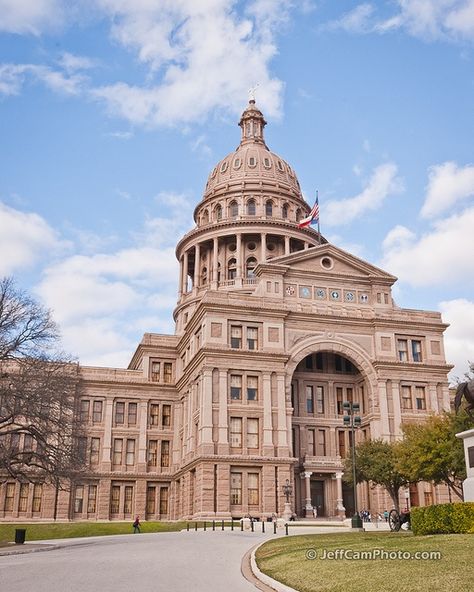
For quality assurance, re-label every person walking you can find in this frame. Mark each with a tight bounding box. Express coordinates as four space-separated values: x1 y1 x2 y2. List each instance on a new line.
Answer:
133 516 141 533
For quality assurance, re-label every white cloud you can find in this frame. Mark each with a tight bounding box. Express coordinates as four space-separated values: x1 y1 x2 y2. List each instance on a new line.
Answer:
421 161 474 218
327 1 474 41
382 205 474 286
0 63 86 96
0 0 63 35
91 0 287 126
324 163 403 226
57 52 97 73
0 201 65 275
439 298 474 381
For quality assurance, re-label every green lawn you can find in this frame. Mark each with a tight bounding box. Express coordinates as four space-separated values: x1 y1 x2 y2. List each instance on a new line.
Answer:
255 532 474 592
0 521 186 543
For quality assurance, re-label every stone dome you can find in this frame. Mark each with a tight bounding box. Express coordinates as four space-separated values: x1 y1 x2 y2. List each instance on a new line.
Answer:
203 100 303 200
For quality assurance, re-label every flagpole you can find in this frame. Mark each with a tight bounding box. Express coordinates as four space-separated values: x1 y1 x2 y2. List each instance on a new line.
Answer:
316 190 321 245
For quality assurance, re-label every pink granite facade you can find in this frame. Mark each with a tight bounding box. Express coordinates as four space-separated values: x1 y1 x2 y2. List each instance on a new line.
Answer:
0 101 453 522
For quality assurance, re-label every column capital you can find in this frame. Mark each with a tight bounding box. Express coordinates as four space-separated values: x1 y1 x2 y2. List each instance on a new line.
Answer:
303 471 313 479
335 471 344 479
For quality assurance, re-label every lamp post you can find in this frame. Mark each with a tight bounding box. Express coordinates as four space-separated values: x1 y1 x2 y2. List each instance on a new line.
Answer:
343 401 362 528
282 478 293 521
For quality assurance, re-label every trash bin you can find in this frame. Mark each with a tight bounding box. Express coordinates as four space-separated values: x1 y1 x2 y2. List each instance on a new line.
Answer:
15 529 26 544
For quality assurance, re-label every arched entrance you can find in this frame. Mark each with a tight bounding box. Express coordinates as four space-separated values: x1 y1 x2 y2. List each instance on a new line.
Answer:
287 339 377 519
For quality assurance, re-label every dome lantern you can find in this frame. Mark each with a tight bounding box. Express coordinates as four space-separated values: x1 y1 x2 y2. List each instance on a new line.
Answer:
238 99 267 147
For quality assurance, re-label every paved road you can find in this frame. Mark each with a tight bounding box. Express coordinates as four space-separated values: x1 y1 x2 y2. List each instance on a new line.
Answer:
0 526 350 592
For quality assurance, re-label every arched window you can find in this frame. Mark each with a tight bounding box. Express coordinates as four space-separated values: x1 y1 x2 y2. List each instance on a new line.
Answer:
247 199 256 215
229 201 238 218
215 204 222 221
295 208 301 222
217 262 221 282
265 200 273 217
202 210 209 225
246 257 257 278
228 258 237 280
201 267 208 285
282 203 288 219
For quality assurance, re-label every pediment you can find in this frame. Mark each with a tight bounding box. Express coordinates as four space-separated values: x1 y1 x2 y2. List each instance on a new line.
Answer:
261 244 396 283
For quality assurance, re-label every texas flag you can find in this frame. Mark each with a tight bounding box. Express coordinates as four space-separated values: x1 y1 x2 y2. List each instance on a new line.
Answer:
298 195 319 228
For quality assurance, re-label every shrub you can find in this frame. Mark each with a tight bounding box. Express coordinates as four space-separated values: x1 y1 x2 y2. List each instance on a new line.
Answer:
411 502 474 535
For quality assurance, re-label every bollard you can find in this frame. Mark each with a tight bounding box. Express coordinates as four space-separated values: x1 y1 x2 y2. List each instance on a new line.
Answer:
262 521 265 533
212 520 215 531
285 523 289 536
273 521 277 535
195 522 198 531
251 520 254 532
221 519 224 531
241 520 243 532
186 522 189 531
204 521 206 531
231 520 234 531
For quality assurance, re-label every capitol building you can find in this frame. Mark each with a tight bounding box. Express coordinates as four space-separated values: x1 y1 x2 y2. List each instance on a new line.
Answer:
1 100 452 522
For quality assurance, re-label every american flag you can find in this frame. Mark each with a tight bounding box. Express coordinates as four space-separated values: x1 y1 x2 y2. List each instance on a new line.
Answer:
298 195 319 228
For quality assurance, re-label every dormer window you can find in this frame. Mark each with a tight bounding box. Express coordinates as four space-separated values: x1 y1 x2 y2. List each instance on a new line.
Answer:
277 160 284 172
263 157 271 168
233 158 242 169
249 156 256 167
220 161 228 173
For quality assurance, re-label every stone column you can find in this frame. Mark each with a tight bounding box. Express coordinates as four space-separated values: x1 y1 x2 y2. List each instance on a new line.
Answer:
193 243 200 293
303 471 313 517
261 232 267 261
217 370 229 455
178 256 183 296
101 399 114 471
391 381 402 438
262 373 274 455
200 369 214 454
182 250 189 294
377 380 391 441
212 237 218 289
284 235 290 255
335 472 345 519
276 374 289 455
236 233 242 278
429 383 439 413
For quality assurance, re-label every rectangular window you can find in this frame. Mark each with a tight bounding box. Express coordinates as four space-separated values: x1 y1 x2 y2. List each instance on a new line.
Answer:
159 487 169 515
151 361 161 382
248 473 259 505
247 375 258 401
86 485 97 514
317 429 326 456
230 375 242 400
161 441 170 468
126 439 135 466
230 472 242 505
148 440 158 467
338 430 346 458
336 387 343 415
32 484 42 513
307 428 315 456
306 385 314 414
124 486 133 514
247 327 258 350
80 400 90 423
4 483 15 512
397 339 408 362
10 433 20 454
230 325 242 349
412 340 422 362
230 417 242 448
110 485 120 514
92 400 103 423
128 402 137 426
163 362 172 383
247 418 259 449
90 437 100 465
115 402 125 425
74 485 84 514
77 436 87 463
112 438 123 466
146 486 156 515
316 386 324 414
23 433 34 451
150 404 160 426
401 386 413 409
415 386 426 410
162 404 171 427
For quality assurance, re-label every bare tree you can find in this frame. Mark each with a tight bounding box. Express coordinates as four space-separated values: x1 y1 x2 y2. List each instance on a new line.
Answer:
0 277 86 488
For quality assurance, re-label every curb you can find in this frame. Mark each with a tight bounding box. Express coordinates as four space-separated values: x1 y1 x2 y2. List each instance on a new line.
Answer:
0 544 61 557
247 540 298 592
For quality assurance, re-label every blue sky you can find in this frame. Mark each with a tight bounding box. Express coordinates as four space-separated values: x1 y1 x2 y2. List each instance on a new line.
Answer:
1 0 473 380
